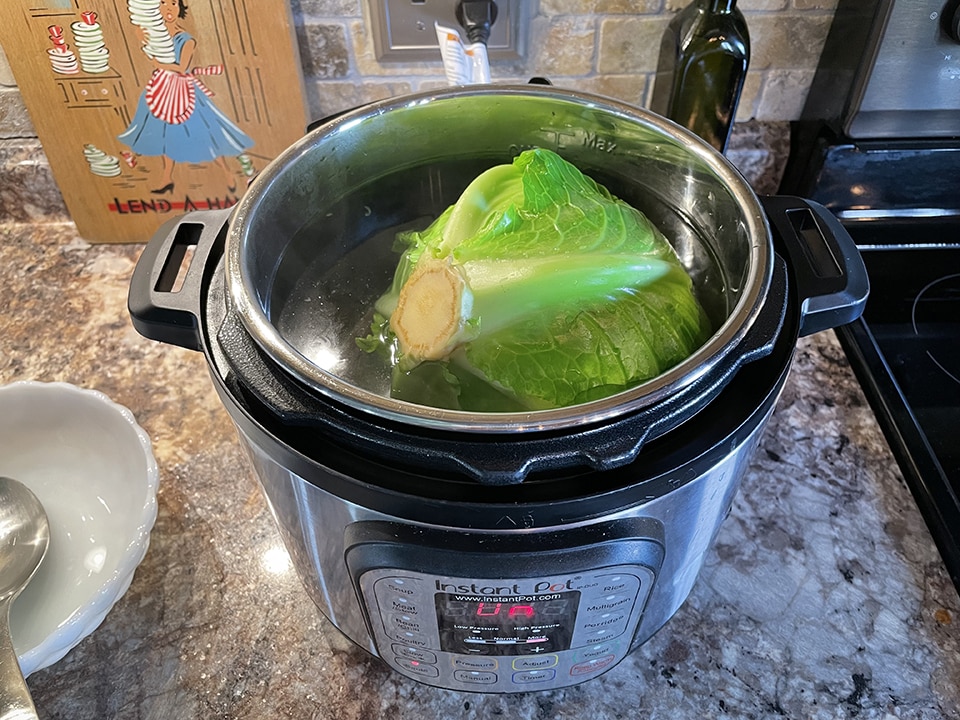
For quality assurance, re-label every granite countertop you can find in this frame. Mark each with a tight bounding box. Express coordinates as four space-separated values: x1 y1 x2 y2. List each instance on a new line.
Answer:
1 220 958 720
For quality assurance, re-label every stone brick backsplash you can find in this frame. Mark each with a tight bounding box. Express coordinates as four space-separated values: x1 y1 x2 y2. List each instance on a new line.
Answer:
1 0 831 222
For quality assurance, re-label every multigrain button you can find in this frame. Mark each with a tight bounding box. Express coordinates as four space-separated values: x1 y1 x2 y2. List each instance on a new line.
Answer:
454 670 498 685
581 594 633 614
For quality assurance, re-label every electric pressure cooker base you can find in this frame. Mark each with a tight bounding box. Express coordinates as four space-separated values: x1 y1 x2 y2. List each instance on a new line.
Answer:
231 404 775 693
210 275 795 692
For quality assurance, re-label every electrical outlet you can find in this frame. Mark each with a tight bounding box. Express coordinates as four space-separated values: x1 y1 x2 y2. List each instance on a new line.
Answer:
367 0 525 62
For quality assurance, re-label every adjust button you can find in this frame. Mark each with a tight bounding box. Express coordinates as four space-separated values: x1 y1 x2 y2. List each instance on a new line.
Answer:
512 655 559 671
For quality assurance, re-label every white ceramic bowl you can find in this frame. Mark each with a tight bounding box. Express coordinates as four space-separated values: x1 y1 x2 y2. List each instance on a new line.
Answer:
0 381 159 676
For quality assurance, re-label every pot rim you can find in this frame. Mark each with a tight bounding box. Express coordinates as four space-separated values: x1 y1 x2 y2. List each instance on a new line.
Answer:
225 85 773 434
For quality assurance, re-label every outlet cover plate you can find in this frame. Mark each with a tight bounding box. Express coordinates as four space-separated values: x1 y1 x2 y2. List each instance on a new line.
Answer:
368 0 524 62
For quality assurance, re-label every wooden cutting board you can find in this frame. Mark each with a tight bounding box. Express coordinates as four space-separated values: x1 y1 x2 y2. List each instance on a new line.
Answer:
0 0 309 242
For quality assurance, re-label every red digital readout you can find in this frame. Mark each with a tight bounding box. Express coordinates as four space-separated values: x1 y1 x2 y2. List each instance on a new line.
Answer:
475 602 536 618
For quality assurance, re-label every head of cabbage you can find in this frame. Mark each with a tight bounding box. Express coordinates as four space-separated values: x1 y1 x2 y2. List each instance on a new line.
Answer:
357 148 712 411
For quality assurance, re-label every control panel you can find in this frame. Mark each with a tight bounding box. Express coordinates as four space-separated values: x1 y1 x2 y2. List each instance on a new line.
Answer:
344 519 664 692
358 565 654 691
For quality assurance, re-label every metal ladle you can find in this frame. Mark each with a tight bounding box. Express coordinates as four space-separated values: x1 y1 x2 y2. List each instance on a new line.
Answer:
0 477 50 720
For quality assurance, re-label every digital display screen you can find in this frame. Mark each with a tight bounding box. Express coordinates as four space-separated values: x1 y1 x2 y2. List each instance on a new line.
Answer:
434 591 580 655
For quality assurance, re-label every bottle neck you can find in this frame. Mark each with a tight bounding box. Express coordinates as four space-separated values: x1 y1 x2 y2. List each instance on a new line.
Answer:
697 0 737 12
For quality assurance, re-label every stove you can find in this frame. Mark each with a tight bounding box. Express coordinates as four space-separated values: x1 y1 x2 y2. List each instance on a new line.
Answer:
780 0 960 594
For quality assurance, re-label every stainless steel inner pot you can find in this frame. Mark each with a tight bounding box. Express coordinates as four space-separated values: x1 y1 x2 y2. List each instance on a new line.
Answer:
225 85 772 433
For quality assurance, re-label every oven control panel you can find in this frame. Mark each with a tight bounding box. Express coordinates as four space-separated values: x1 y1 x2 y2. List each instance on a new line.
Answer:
345 519 665 692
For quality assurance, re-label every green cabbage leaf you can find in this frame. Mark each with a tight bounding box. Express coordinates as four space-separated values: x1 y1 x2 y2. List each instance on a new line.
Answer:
358 148 711 411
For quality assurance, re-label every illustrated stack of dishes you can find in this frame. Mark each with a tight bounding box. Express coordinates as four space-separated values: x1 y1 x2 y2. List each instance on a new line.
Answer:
71 12 111 74
83 144 122 177
47 25 79 75
127 0 175 63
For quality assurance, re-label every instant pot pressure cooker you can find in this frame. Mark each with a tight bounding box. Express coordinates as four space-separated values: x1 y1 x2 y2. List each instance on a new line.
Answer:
129 86 868 693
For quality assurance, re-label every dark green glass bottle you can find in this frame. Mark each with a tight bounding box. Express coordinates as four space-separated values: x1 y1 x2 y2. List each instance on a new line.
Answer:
649 0 750 153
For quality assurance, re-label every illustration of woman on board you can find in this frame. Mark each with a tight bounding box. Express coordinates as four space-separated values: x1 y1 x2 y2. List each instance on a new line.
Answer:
118 0 253 195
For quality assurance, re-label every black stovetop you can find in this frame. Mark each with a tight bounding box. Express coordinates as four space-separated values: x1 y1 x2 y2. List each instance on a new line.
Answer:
835 220 960 593
781 140 960 594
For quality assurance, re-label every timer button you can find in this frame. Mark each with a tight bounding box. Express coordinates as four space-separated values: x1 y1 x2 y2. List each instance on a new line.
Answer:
512 668 556 684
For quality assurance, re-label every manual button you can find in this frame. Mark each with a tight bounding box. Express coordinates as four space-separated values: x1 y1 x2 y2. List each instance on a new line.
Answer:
454 670 498 685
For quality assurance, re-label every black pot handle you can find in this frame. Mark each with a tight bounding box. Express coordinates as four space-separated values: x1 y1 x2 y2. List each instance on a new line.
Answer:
760 195 869 337
128 208 232 351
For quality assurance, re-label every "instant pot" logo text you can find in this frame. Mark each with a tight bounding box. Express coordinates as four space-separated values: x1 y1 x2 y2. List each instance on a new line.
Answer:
435 579 576 595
